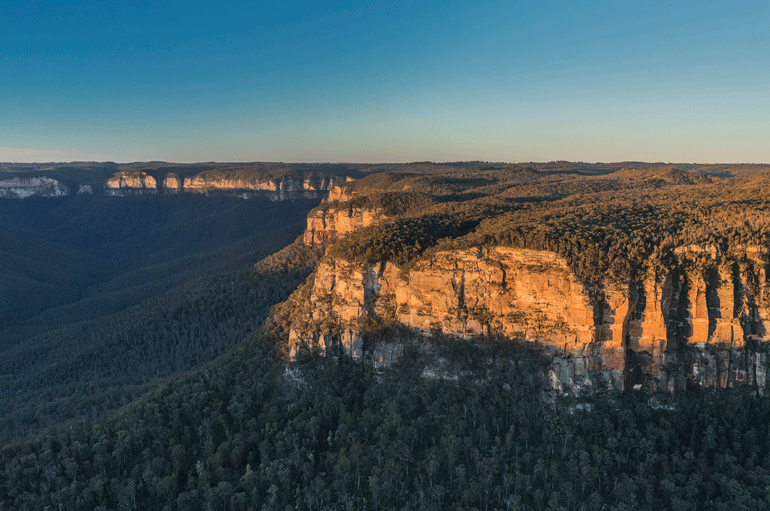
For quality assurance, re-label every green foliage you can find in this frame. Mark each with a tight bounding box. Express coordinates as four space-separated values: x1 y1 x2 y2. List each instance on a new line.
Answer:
327 169 770 284
316 190 435 217
0 195 323 441
5 161 770 509
0 230 113 328
4 336 770 510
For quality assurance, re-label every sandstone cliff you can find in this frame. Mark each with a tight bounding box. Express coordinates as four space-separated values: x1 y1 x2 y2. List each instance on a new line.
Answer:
104 170 347 200
0 177 68 198
289 245 770 393
164 173 183 193
303 188 436 247
326 185 355 203
303 205 387 246
1 168 350 201
180 173 345 200
105 171 158 195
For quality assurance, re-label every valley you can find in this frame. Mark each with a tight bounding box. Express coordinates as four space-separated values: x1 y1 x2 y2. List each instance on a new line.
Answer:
0 163 347 439
4 161 770 509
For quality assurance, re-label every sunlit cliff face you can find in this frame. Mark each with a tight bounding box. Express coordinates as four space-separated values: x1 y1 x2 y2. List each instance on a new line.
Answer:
303 206 386 246
291 201 770 394
103 170 345 199
106 171 157 190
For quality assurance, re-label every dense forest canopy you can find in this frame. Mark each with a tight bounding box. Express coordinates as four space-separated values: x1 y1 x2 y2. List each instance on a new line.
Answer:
328 167 770 283
0 193 323 441
5 330 770 510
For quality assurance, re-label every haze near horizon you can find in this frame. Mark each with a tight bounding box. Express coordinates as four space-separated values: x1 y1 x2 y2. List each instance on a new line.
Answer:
2 0 768 164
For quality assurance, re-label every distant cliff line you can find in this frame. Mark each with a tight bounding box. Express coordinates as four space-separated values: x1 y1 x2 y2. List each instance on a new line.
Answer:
0 169 352 200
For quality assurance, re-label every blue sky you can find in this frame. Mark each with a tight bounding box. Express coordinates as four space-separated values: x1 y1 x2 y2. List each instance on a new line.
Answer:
1 0 768 163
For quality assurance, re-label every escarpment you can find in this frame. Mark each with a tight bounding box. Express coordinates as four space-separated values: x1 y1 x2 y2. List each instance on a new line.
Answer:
180 173 345 199
289 245 770 393
106 171 158 194
303 189 437 246
1 164 355 200
303 205 387 246
0 176 67 198
103 170 347 199
326 184 356 202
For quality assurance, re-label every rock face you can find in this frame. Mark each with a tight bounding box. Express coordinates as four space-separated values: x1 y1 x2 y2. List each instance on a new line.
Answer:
326 185 355 203
104 170 346 200
303 206 386 246
164 173 183 193
105 171 158 195
290 246 770 393
180 174 345 201
2 169 350 201
0 177 68 198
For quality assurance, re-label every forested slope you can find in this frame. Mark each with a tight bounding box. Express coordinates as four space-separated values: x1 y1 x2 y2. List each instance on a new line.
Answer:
5 162 770 509
4 331 770 510
0 194 323 441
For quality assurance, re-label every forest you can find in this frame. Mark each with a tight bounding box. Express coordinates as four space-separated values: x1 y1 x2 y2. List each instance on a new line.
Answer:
4 161 770 509
327 167 770 284
0 192 322 440
4 331 770 510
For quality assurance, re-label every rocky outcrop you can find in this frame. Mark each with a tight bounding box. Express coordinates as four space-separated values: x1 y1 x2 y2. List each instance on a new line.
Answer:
0 177 67 198
105 171 347 199
290 245 770 393
326 185 355 203
3 169 351 201
303 206 386 246
181 174 346 200
105 171 158 195
164 173 183 193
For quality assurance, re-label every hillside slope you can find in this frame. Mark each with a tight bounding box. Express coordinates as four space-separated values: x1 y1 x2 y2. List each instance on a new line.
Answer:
4 163 770 509
0 193 324 441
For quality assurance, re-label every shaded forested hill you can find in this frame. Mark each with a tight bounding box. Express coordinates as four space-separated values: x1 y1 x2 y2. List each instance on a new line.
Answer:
0 192 323 441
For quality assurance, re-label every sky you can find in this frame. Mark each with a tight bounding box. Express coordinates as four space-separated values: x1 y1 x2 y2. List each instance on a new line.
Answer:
1 0 768 164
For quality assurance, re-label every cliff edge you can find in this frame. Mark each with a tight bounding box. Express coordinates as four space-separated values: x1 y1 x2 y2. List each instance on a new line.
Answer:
288 245 770 393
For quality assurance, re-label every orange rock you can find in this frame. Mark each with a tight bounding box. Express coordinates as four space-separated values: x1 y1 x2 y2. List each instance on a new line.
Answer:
106 171 157 189
290 244 770 393
303 206 386 246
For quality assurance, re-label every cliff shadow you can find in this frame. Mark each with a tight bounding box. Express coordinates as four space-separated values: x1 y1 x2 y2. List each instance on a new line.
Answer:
705 268 721 341
625 282 650 390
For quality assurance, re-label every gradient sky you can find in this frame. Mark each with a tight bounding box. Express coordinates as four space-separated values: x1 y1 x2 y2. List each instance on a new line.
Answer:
1 0 768 163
